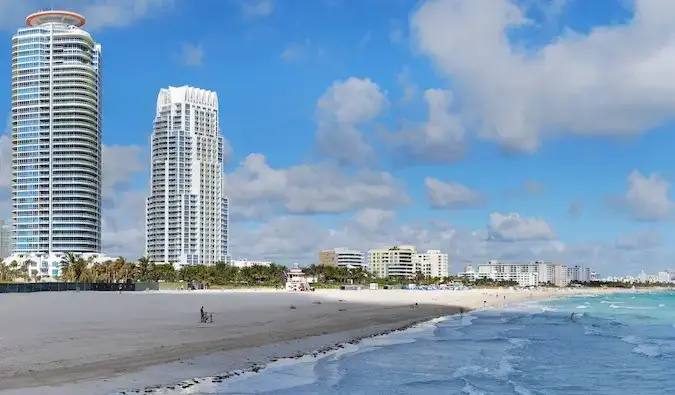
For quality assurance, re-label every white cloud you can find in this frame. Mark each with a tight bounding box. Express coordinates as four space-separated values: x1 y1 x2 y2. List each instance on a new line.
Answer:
102 191 146 258
102 145 145 200
616 229 661 250
568 200 582 218
177 42 204 67
410 0 675 152
488 212 555 241
612 170 674 221
352 208 396 233
240 0 274 18
0 0 174 31
396 67 419 103
229 211 665 274
223 153 410 220
425 177 484 208
384 89 465 163
523 180 543 196
315 77 389 165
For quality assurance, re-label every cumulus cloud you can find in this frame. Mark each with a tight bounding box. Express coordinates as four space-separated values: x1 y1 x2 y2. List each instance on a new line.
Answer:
0 0 174 31
523 180 543 196
222 153 410 220
568 200 582 218
610 170 674 221
239 0 274 18
488 212 555 241
410 0 675 152
177 42 204 67
229 210 666 275
425 177 485 208
315 77 388 165
616 229 661 250
102 145 145 200
384 89 465 163
281 38 323 62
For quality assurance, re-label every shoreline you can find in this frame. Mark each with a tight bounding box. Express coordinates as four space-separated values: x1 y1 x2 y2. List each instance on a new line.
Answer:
0 287 616 395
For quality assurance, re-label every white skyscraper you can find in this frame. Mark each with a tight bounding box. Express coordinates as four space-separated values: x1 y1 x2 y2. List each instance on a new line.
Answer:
12 11 102 254
145 86 229 267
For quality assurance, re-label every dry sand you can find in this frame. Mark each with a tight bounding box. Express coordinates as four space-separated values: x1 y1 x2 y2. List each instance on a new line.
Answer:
0 287 611 394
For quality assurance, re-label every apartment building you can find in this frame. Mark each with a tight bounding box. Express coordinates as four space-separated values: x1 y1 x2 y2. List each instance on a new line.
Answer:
413 249 449 278
567 265 591 283
476 260 569 287
0 220 11 258
12 10 103 255
368 245 416 278
477 260 539 287
319 248 366 268
145 86 230 268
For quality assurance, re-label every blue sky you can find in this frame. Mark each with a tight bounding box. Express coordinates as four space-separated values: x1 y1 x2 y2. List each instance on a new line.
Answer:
0 0 674 275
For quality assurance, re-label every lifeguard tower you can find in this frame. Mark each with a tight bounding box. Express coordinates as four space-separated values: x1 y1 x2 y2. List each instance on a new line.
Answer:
285 264 311 292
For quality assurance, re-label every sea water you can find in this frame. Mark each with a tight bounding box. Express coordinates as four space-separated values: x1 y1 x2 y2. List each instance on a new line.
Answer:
138 291 675 395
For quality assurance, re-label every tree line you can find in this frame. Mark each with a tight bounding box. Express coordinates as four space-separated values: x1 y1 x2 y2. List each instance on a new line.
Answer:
0 256 463 286
1 255 539 288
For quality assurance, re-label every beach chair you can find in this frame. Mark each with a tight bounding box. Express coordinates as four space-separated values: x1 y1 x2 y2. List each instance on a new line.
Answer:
200 312 213 323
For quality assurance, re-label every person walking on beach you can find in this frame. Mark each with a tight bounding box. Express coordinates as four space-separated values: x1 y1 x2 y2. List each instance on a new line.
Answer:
200 306 205 322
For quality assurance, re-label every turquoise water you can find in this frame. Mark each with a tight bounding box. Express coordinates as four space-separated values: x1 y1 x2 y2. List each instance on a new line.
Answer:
139 291 675 394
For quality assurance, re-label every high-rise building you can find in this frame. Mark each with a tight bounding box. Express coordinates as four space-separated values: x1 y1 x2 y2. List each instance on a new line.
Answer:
368 245 416 278
145 86 229 267
11 11 102 254
0 219 11 258
413 249 449 278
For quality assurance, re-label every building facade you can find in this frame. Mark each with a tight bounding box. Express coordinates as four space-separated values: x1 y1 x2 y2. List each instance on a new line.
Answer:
567 265 591 283
368 245 416 278
319 248 365 268
318 249 336 266
413 249 449 278
231 259 272 268
12 11 102 255
477 261 540 287
476 260 570 287
145 86 229 268
3 251 114 278
0 219 11 258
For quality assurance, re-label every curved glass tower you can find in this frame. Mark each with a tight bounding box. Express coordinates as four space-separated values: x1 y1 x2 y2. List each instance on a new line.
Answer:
11 11 102 254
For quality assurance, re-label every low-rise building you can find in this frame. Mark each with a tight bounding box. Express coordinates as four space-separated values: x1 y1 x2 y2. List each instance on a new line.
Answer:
231 259 272 268
458 264 478 281
2 252 116 279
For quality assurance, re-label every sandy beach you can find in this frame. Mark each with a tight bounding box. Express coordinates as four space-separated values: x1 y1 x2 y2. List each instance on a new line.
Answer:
0 287 613 394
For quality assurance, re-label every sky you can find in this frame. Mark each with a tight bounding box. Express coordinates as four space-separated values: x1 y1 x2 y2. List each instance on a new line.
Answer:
0 0 674 276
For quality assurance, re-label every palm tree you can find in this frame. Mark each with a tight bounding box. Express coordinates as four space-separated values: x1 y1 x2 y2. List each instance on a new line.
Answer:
60 253 79 282
137 256 151 282
0 258 10 282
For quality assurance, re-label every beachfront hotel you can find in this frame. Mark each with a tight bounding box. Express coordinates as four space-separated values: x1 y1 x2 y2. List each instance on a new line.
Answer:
319 247 366 268
11 11 102 259
368 245 449 278
145 86 230 268
471 260 571 287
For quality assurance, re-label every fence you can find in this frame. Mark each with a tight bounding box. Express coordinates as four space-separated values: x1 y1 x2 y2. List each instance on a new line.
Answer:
0 281 159 293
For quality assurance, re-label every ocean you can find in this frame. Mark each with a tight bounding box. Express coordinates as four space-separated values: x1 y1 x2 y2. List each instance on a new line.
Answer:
128 291 675 395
